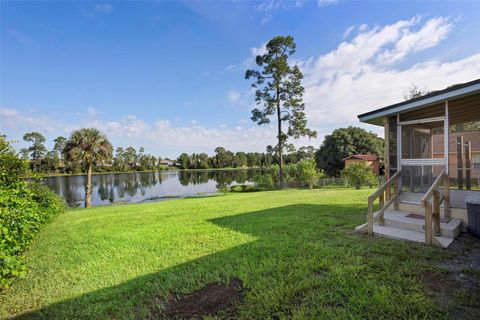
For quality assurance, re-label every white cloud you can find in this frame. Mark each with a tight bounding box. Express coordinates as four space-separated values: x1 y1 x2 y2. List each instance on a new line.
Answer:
224 64 237 72
82 3 114 19
318 0 339 7
227 90 241 103
261 15 273 25
95 3 114 14
257 0 306 12
376 16 452 65
250 43 267 57
242 42 268 68
342 25 355 39
0 106 278 156
100 114 276 154
256 1 284 12
87 107 97 116
0 107 60 133
0 107 19 118
298 16 480 127
8 29 33 46
255 1 303 26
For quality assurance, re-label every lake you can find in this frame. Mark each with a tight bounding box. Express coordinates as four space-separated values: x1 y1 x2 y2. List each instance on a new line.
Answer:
41 169 256 207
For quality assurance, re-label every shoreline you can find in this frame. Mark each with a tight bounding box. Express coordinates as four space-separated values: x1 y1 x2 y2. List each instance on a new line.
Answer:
26 167 261 178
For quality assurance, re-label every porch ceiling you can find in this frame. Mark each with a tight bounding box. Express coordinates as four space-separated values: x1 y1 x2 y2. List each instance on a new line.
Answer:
397 93 480 129
449 93 480 125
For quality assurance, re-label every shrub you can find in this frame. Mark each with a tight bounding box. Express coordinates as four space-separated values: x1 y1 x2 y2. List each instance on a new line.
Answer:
341 162 377 189
229 184 256 192
283 163 299 183
0 137 65 289
254 173 275 189
28 182 66 222
266 164 281 184
296 159 324 189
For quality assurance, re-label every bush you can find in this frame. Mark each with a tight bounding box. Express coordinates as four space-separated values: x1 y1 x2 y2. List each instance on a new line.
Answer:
229 184 256 192
28 182 66 222
254 173 275 189
266 164 281 183
0 137 65 289
341 162 377 189
296 159 324 189
284 163 299 183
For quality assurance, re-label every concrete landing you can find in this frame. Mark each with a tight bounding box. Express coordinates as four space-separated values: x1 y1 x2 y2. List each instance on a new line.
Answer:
383 210 462 239
356 209 463 248
373 225 454 248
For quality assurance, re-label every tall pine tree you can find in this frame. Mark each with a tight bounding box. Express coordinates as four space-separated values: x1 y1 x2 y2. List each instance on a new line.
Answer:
246 35 316 183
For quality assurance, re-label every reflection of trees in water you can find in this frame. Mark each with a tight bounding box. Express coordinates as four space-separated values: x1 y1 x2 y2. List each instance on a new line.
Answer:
50 169 257 207
97 175 116 203
179 169 255 187
103 172 165 200
61 176 84 207
179 172 190 186
114 174 125 198
138 172 162 196
124 174 140 197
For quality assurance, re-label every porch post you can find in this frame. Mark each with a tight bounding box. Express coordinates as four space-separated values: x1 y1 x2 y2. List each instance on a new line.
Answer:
397 114 402 197
384 117 390 200
444 100 451 218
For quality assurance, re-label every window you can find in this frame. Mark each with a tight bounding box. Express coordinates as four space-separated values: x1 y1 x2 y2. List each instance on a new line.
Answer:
474 154 480 170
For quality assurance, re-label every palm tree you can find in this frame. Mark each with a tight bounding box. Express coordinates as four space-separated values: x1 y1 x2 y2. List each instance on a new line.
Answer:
64 128 113 208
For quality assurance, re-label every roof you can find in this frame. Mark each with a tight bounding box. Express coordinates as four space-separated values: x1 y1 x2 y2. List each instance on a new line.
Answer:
358 78 480 125
343 154 378 162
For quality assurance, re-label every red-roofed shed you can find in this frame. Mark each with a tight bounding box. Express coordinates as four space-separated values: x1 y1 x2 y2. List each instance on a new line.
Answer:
343 154 380 175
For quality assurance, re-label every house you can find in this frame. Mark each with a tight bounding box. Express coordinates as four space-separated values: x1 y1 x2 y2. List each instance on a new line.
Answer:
355 78 480 247
432 131 480 179
159 159 179 167
343 154 380 175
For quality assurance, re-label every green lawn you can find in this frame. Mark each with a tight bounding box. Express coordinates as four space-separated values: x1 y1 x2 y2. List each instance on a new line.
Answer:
0 189 456 319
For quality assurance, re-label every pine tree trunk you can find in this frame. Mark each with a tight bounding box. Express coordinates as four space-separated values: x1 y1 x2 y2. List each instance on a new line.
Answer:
85 164 93 208
276 92 284 186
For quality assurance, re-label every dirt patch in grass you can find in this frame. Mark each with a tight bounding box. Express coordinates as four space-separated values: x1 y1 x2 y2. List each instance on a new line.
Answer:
421 233 480 319
154 278 244 319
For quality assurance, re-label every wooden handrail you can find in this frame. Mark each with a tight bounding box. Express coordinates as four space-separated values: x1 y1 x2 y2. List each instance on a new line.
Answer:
373 193 399 223
420 169 446 208
368 170 401 201
421 168 447 245
367 170 401 236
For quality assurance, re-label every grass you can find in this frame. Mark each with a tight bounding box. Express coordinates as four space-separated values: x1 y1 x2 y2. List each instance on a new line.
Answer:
0 188 455 319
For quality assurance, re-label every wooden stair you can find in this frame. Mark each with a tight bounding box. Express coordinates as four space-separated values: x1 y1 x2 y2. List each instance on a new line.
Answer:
356 209 463 248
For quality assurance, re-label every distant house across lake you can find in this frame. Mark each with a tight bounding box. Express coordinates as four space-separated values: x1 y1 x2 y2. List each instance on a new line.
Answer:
160 159 179 167
343 154 380 175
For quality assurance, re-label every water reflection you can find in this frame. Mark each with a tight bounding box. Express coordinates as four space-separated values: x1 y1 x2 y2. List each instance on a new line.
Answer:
41 170 256 207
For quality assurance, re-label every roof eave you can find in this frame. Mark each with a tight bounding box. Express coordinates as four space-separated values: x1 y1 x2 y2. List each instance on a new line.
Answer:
358 81 480 125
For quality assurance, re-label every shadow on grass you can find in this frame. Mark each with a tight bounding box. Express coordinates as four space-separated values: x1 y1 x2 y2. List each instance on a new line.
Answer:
12 203 441 319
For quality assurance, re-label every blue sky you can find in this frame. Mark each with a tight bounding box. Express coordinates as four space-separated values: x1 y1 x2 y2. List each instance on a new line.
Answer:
1 0 480 157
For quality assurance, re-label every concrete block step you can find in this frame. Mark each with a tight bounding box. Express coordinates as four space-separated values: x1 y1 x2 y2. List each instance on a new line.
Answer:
380 210 462 239
373 225 454 248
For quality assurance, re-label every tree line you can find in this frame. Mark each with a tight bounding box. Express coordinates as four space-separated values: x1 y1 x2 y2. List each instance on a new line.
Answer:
15 131 320 174
14 125 384 177
18 131 164 174
176 146 316 170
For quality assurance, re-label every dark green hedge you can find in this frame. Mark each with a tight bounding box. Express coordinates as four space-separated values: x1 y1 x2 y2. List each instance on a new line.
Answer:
1 137 65 289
